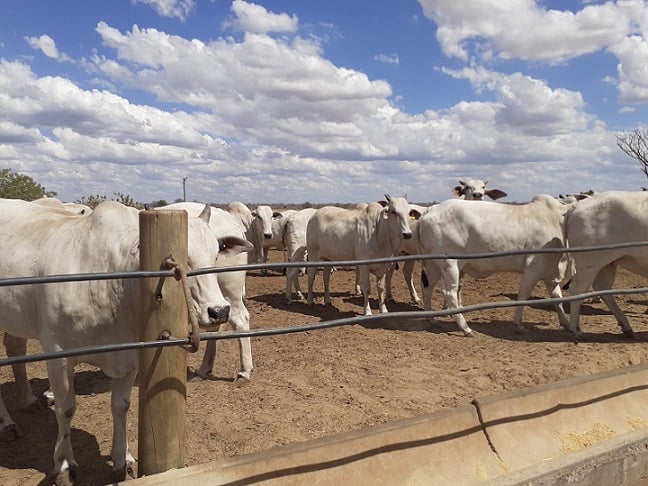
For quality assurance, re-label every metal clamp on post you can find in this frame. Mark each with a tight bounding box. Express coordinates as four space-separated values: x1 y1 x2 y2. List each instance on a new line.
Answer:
156 255 201 353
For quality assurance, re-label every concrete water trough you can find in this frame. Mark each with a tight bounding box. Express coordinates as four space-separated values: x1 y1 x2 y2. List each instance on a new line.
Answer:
128 363 648 485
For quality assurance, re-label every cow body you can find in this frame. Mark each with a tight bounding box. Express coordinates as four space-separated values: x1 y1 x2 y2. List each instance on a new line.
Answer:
417 195 571 335
565 191 648 338
158 203 254 379
0 199 250 481
306 195 413 315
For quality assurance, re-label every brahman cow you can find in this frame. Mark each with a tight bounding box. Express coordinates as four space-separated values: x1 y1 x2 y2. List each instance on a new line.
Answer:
283 207 317 303
306 195 413 315
0 199 250 482
565 191 648 338
452 179 508 201
417 194 572 335
246 205 279 268
257 209 296 276
158 203 254 380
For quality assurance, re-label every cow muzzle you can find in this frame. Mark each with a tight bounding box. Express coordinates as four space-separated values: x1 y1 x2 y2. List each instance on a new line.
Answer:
403 232 413 240
263 233 272 239
208 305 230 324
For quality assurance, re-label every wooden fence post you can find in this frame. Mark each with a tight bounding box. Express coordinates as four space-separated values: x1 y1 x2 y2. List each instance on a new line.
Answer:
138 209 188 477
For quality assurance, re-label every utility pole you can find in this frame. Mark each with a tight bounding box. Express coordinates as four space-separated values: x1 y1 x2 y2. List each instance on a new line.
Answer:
182 177 187 202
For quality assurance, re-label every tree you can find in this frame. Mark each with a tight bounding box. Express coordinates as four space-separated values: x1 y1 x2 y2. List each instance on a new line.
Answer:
617 128 648 178
76 192 143 209
0 168 56 200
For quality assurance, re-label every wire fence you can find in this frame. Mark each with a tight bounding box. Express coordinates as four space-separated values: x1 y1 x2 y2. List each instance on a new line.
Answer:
1 241 648 369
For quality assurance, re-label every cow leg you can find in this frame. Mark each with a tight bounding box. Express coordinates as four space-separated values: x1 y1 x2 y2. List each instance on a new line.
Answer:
353 266 362 295
567 266 600 337
306 266 317 305
402 260 421 305
322 266 333 306
543 279 570 329
47 357 78 483
593 263 634 337
512 271 542 332
385 262 396 303
3 334 38 409
439 260 472 336
376 272 388 314
0 386 22 442
229 305 253 380
420 261 440 316
196 340 217 379
109 370 137 482
358 266 372 315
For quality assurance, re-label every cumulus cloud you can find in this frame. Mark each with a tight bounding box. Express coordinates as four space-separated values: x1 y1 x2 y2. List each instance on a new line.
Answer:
418 0 633 63
223 0 298 34
134 0 196 21
0 1 636 203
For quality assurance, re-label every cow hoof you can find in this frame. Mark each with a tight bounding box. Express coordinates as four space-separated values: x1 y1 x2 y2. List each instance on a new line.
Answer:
0 423 23 442
37 391 55 409
463 330 474 337
233 375 250 388
50 465 77 486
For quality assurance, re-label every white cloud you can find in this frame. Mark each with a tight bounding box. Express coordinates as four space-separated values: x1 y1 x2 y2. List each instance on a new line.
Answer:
134 0 196 21
374 53 400 65
0 3 639 204
418 0 633 63
24 34 70 61
223 0 298 34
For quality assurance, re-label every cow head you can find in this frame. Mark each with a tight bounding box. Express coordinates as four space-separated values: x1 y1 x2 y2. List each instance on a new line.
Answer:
187 206 253 328
251 205 274 239
453 179 507 201
382 194 413 240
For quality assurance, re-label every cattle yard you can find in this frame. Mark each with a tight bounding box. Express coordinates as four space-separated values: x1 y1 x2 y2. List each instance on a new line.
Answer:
2 249 648 485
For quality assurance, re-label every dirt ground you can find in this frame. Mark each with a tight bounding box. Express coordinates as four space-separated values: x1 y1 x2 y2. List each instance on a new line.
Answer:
2 251 648 485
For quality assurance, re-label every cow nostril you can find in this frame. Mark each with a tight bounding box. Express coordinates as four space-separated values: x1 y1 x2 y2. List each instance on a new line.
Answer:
403 233 413 240
208 305 230 323
264 233 272 239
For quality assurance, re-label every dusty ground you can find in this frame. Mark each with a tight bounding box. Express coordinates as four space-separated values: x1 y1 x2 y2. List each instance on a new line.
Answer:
2 252 648 485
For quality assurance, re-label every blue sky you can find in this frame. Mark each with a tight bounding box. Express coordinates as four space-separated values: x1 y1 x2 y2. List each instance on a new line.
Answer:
1 0 648 204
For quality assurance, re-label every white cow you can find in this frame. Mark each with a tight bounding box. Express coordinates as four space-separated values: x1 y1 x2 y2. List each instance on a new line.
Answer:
246 205 279 268
385 208 424 305
258 209 296 275
0 199 250 482
2 199 92 435
453 179 507 201
306 195 413 315
283 207 317 303
565 191 648 338
159 203 254 380
417 194 572 336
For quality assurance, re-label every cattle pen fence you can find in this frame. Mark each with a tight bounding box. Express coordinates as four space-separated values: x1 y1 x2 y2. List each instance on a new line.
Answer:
2 233 648 481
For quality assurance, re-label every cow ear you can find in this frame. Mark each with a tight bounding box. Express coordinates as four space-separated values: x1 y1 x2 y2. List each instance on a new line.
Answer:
198 204 211 223
409 209 421 220
272 212 283 219
486 189 507 200
453 186 463 197
377 200 388 207
218 236 254 258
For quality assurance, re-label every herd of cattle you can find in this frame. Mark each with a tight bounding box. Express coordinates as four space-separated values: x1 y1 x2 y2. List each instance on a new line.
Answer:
0 179 647 483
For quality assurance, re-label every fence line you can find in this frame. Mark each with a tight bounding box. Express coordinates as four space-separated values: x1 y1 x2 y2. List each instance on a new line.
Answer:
1 241 648 369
